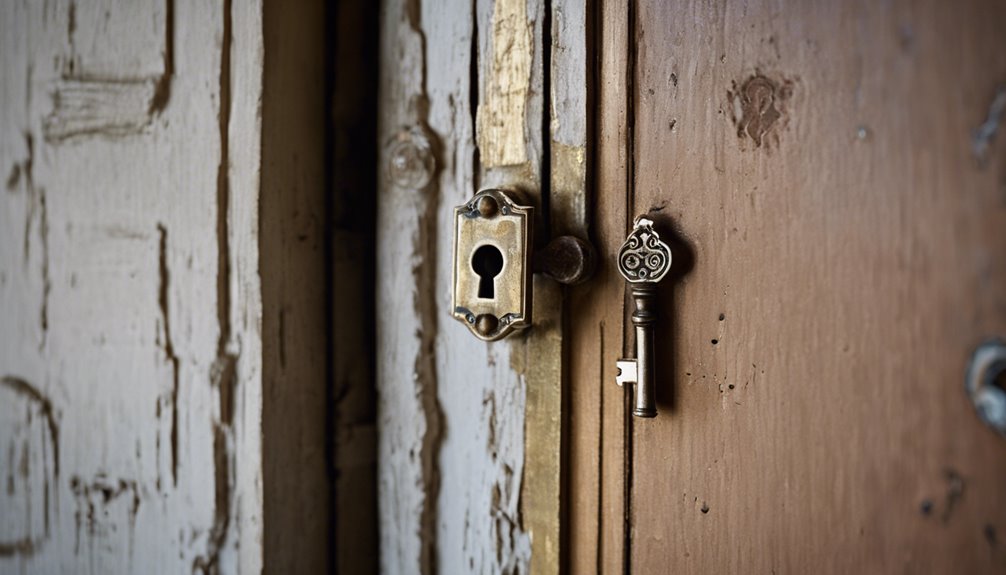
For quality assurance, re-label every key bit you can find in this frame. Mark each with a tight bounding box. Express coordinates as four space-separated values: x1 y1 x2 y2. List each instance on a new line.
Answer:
615 360 637 388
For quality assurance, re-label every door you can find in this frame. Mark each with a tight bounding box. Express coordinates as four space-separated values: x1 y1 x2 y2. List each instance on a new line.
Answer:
376 0 1006 573
0 1 332 572
569 0 1006 573
376 0 583 573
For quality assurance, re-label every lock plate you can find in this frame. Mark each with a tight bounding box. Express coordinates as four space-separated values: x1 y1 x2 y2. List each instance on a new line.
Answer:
452 189 534 341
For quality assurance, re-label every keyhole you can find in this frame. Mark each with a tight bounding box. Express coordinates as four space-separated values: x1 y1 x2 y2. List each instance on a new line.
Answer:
472 244 504 299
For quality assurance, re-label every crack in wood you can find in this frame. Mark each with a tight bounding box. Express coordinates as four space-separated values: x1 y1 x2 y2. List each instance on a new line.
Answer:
400 4 446 574
156 223 180 486
469 0 481 192
44 0 175 143
68 474 141 557
67 1 76 46
38 185 49 351
18 133 34 265
0 538 38 558
595 321 605 574
6 165 20 192
148 0 175 115
0 376 59 558
1 379 57 473
412 125 444 575
192 0 237 571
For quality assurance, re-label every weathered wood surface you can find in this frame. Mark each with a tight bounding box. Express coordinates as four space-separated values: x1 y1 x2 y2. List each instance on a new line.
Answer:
375 3 442 571
473 2 565 575
42 0 172 143
331 1 380 573
0 0 263 571
1 0 329 572
259 0 330 572
615 0 1006 573
549 0 589 238
566 0 632 571
377 0 571 572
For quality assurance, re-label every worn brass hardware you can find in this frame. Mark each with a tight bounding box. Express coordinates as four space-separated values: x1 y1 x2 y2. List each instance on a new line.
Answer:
615 216 672 418
452 189 597 341
533 235 596 285
966 339 1006 436
452 189 534 341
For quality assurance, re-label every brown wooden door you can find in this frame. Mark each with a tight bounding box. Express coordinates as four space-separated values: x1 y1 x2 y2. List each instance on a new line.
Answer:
570 1 1006 572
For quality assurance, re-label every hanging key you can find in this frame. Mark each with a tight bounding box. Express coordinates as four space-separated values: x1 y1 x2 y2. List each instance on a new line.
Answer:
615 216 672 418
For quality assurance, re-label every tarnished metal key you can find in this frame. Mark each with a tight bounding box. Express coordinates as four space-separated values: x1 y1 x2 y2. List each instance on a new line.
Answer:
615 216 672 418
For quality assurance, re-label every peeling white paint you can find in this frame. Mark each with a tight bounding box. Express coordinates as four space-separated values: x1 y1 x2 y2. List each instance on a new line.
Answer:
378 0 547 573
0 0 264 572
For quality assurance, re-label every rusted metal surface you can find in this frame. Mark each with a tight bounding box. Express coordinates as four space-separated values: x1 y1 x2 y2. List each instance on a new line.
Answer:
533 234 596 285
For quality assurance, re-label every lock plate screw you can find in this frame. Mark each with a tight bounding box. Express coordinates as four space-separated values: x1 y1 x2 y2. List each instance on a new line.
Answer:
387 127 435 189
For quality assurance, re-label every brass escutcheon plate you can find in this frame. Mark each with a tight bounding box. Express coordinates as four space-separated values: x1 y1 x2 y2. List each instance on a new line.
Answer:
452 189 534 341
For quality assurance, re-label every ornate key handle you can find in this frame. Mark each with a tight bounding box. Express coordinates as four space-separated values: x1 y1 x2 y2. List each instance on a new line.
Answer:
615 216 672 418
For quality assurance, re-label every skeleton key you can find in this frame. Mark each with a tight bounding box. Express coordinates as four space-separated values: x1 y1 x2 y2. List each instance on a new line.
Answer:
615 216 672 418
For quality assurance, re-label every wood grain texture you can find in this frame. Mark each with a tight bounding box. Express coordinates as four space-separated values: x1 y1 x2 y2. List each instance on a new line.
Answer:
625 0 1006 573
0 0 330 572
0 0 265 572
42 0 172 143
477 0 534 168
549 0 589 237
375 0 435 568
330 1 380 573
378 0 564 572
260 0 330 572
566 0 631 572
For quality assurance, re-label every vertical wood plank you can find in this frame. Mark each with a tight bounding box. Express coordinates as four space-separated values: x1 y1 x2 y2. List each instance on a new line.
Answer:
567 0 631 572
549 0 589 238
231 2 267 571
473 1 566 573
378 0 563 572
0 0 269 572
629 0 1006 573
375 0 436 570
455 0 554 572
331 1 380 573
260 0 330 571
548 11 591 567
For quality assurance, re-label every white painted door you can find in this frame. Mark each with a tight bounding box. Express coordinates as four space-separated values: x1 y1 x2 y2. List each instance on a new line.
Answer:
376 0 588 573
0 1 265 571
